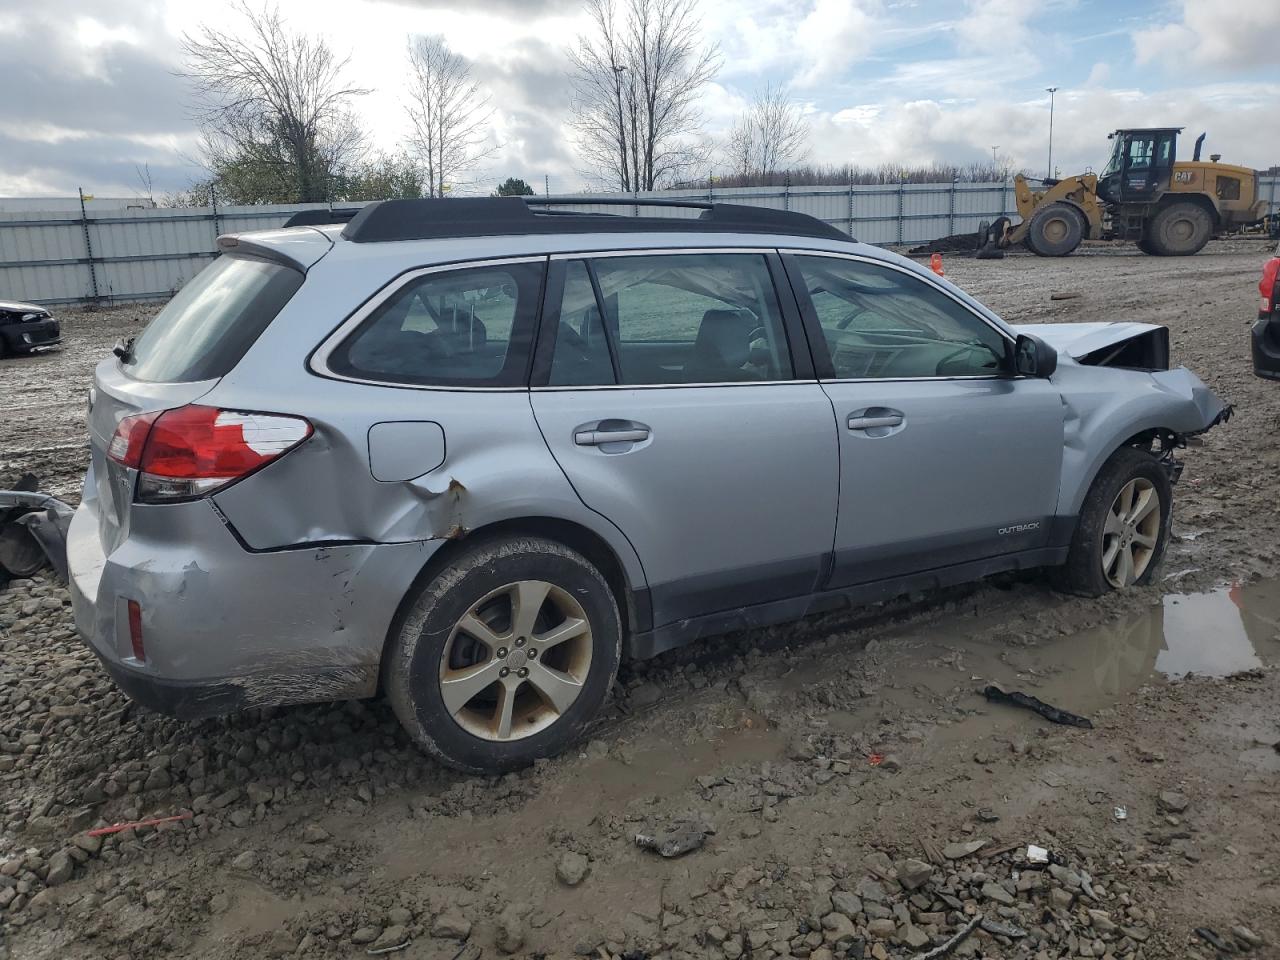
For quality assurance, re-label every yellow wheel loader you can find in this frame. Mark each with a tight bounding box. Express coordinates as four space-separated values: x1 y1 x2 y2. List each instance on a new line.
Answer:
984 128 1266 257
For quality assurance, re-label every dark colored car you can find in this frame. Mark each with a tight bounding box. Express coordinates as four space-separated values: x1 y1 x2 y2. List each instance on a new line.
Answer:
1255 244 1280 380
0 299 61 356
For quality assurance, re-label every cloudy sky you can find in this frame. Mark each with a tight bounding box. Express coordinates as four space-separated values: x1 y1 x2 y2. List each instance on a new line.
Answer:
1 0 1278 198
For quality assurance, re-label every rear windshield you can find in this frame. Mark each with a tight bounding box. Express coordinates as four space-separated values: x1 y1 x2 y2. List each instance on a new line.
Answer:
123 255 303 383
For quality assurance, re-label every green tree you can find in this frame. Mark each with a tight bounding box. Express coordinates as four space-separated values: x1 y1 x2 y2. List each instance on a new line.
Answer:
494 177 535 197
339 153 425 201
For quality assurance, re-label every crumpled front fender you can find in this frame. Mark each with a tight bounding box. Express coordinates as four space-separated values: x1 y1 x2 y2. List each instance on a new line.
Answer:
1055 362 1231 517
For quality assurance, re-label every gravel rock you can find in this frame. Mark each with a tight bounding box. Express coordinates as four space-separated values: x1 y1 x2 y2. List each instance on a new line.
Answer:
432 910 472 939
352 925 383 945
830 890 862 917
980 881 1015 905
896 858 933 890
943 839 989 860
556 851 590 886
44 850 73 886
495 906 525 953
1158 790 1190 813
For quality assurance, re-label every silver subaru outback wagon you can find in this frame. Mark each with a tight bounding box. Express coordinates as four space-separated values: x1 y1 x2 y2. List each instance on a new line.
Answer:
67 197 1229 772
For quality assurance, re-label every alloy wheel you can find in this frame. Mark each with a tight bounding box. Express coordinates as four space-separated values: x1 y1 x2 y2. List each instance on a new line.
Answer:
1101 477 1161 588
438 580 593 741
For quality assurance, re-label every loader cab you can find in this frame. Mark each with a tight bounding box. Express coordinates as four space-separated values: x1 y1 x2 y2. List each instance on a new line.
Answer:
1097 128 1180 205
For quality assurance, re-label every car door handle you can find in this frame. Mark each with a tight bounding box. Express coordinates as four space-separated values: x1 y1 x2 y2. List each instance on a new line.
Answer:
574 427 650 446
847 414 903 430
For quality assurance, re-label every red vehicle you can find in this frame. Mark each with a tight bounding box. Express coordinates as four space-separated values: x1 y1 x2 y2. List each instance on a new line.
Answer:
1256 244 1280 380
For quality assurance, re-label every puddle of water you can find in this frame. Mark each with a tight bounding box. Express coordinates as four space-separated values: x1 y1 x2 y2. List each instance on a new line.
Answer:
927 578 1280 726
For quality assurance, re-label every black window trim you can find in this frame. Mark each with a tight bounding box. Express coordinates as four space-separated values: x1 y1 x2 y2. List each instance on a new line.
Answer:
529 246 815 390
308 255 548 392
780 249 1017 383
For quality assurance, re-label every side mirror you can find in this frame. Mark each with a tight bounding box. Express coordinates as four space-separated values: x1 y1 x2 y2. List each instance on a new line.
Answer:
1014 333 1058 379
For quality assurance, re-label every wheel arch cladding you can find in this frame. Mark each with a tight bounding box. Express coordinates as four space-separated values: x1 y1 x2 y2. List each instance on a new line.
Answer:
377 516 642 687
1055 365 1229 517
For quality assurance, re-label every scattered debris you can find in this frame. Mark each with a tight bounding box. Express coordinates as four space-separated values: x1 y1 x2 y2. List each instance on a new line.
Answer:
980 918 1028 938
1194 927 1234 952
366 940 412 956
85 813 193 837
867 753 884 766
942 838 989 860
912 914 982 959
1114 806 1128 821
983 685 1094 729
1050 292 1082 300
634 820 710 858
1026 845 1050 865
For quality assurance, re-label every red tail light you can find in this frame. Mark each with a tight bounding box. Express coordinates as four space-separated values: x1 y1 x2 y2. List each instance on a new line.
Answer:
1261 258 1280 316
107 405 312 502
127 599 145 661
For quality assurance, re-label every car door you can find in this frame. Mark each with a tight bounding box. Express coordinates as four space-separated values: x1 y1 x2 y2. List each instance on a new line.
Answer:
529 250 839 629
783 251 1065 589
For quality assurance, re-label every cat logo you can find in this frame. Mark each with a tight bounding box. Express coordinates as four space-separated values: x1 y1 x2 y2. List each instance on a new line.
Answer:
1174 170 1196 184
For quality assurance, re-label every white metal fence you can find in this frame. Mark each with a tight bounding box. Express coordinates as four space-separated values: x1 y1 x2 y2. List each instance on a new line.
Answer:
3 177 1278 307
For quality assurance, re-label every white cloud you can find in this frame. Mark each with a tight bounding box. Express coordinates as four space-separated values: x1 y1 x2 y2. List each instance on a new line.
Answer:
793 0 880 87
1134 0 1280 69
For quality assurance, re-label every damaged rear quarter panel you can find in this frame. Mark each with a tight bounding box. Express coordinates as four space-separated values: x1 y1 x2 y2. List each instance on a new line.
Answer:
1054 360 1229 516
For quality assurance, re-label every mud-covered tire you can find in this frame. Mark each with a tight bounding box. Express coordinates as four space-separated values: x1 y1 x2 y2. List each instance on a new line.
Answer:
1146 201 1213 256
1136 232 1156 255
1025 203 1085 257
385 535 622 774
1054 447 1173 597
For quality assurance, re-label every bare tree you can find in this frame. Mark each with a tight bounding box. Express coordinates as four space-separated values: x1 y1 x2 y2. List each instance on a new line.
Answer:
569 0 720 191
405 35 494 199
724 84 810 180
181 2 368 203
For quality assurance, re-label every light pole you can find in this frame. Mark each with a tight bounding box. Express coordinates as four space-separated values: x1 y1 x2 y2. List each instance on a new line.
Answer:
1045 87 1058 181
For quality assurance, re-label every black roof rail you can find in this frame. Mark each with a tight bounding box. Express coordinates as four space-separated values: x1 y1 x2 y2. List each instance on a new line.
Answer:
282 208 362 228
339 197 850 243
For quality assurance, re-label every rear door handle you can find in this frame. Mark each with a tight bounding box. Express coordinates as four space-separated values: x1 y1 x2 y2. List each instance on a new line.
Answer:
847 415 903 430
574 427 650 446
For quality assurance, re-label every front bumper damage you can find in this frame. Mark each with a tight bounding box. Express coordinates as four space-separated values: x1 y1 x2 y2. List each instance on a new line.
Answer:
0 479 72 581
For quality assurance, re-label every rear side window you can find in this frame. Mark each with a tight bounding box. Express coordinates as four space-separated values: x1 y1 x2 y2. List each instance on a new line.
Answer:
328 261 544 387
547 253 792 386
125 255 302 383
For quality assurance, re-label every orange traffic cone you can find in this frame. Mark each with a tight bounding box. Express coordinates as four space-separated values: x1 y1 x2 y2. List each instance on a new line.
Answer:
930 252 944 277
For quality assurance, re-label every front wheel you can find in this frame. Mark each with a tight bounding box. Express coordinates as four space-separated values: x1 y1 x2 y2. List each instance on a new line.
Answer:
1055 447 1172 597
385 535 622 773
1025 203 1085 257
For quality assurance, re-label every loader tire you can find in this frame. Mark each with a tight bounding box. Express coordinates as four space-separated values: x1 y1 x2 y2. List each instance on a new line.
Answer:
1024 203 1085 257
1146 201 1213 256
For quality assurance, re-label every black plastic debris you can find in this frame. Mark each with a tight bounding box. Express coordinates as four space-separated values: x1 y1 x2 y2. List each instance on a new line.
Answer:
982 685 1094 729
0 475 73 582
1194 927 1235 953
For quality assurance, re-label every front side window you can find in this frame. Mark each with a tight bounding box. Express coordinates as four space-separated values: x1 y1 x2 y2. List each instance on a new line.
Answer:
547 253 792 386
792 256 1008 379
329 261 543 386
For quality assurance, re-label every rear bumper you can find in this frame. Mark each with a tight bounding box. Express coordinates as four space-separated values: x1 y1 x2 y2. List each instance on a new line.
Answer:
0 319 61 352
67 482 444 717
1253 313 1280 380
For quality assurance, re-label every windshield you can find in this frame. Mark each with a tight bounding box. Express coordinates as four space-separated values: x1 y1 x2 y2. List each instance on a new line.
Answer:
1101 137 1125 178
124 255 303 383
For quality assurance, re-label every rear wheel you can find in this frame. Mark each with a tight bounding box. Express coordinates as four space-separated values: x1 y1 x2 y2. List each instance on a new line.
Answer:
385 535 622 773
1055 447 1172 597
1025 203 1085 257
1145 201 1213 256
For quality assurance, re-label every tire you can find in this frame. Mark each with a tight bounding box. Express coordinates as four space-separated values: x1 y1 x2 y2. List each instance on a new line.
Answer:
1054 447 1173 597
1024 203 1085 257
1136 232 1156 255
385 535 622 774
1145 201 1213 256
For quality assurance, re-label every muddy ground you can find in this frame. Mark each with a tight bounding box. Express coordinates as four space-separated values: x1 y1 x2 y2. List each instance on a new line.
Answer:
0 241 1278 960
